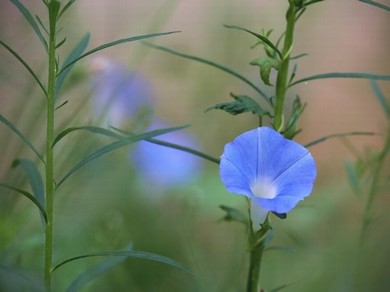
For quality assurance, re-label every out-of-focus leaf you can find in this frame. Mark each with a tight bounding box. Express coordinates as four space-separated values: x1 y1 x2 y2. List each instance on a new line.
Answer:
0 40 47 96
272 212 287 219
144 42 270 103
0 264 43 291
9 0 48 50
58 31 181 76
304 131 376 148
0 115 44 163
219 205 248 225
206 93 271 117
358 0 390 11
370 80 390 118
56 125 189 188
12 159 45 207
224 24 283 59
250 56 280 85
51 246 192 292
55 33 90 99
0 183 47 224
345 160 362 196
290 72 390 87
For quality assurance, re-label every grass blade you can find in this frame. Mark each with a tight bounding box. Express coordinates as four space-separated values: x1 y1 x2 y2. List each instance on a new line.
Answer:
145 42 270 103
55 33 90 99
304 131 376 148
0 40 47 96
13 159 45 207
290 72 390 87
0 183 47 224
9 0 48 50
0 115 44 163
224 24 283 59
56 125 188 188
57 31 180 76
370 80 389 118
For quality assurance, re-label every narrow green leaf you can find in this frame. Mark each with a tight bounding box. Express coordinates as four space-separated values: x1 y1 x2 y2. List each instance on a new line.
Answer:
35 15 49 36
206 93 271 117
144 42 270 104
0 115 44 163
53 126 122 147
55 37 67 49
55 33 90 98
224 24 283 59
54 250 191 274
290 72 390 87
219 205 248 225
110 126 221 164
13 159 45 207
370 80 390 118
304 131 376 148
10 0 48 50
358 0 390 11
0 183 47 224
270 281 300 292
0 40 47 96
58 0 76 19
57 31 181 76
66 255 126 292
56 126 189 188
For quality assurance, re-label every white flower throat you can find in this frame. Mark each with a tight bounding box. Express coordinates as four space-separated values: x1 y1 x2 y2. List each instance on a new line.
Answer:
251 178 277 199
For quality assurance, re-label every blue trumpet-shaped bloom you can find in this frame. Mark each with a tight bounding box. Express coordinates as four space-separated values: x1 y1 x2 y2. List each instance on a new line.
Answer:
220 127 316 224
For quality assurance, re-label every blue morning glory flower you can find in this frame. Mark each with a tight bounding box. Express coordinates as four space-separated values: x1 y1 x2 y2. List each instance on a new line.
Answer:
220 127 316 227
90 56 154 126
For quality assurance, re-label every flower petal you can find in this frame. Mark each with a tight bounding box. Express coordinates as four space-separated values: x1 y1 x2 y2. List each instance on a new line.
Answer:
220 127 317 214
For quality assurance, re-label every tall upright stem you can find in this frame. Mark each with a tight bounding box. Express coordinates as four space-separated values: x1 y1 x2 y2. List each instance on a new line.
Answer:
273 1 296 131
44 1 59 290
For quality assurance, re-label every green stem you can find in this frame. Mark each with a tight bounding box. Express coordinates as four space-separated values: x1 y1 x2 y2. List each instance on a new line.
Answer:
273 1 297 131
246 242 265 292
44 1 59 290
246 216 271 292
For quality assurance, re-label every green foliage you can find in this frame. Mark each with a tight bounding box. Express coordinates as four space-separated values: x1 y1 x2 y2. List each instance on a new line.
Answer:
219 205 248 225
250 56 280 86
206 93 271 117
0 115 44 163
12 159 45 208
9 0 48 51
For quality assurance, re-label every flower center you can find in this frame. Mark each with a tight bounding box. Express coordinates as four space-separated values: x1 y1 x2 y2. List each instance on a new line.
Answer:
250 178 277 199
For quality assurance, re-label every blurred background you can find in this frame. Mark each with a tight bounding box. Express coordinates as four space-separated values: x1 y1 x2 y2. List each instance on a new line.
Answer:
0 0 389 291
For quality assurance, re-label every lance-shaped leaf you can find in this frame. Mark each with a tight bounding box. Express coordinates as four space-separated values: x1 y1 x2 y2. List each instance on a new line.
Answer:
0 40 47 96
10 0 48 51
250 56 280 86
289 72 390 87
304 131 376 148
358 0 390 11
51 246 191 292
12 159 45 208
56 34 90 99
224 24 283 59
0 183 47 224
58 0 76 19
144 42 270 103
56 125 189 188
206 93 271 117
57 31 181 76
0 115 44 163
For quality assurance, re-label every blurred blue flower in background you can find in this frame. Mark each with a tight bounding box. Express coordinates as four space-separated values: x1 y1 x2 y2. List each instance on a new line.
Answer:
131 119 202 190
90 57 202 190
220 127 316 229
90 56 154 127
